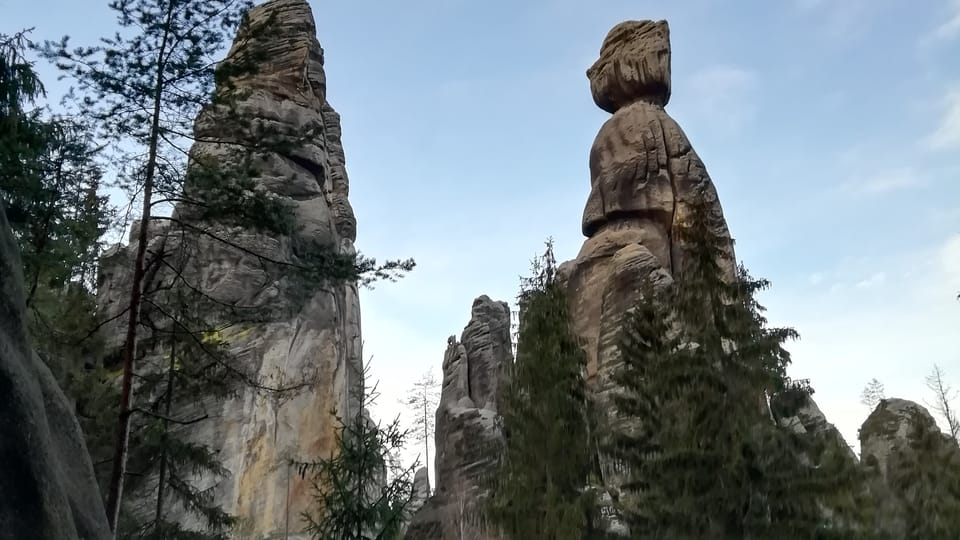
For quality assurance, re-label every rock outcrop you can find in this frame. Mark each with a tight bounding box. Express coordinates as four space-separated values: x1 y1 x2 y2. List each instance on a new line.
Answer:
404 296 512 540
859 398 960 536
777 393 857 461
96 0 362 536
0 206 111 540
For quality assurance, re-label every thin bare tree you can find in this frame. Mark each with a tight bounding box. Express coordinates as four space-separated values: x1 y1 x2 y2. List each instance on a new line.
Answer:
925 364 959 440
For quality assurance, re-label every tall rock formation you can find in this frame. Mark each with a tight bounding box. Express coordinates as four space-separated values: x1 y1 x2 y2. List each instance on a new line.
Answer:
405 296 512 540
96 0 362 536
557 20 733 486
0 206 111 540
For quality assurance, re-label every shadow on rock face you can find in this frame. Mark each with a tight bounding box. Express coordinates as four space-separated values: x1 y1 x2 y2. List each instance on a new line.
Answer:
0 203 111 540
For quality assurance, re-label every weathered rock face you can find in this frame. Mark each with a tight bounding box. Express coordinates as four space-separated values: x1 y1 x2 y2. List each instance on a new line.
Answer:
96 0 362 536
557 22 733 494
0 206 111 540
777 393 857 462
859 398 960 537
559 20 732 389
404 296 512 540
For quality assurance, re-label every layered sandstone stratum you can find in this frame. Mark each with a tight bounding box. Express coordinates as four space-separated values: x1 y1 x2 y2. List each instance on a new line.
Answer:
96 0 361 536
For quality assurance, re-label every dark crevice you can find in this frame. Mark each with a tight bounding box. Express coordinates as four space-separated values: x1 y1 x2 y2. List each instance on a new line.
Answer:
583 208 674 238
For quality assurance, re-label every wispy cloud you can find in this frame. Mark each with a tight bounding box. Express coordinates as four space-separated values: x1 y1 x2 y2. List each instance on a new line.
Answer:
843 167 926 195
932 0 960 42
925 88 960 150
856 272 887 289
685 65 758 135
793 0 879 41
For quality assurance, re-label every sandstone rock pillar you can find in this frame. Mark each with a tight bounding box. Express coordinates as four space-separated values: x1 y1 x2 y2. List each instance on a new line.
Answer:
404 296 512 540
95 0 363 536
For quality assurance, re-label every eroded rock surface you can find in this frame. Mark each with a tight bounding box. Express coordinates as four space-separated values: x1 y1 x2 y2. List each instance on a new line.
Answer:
96 0 362 536
859 398 960 537
557 22 735 497
404 296 512 540
0 206 111 540
559 20 732 387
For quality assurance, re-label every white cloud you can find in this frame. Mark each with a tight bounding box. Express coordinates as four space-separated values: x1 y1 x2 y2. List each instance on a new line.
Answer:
809 272 825 286
792 0 879 41
844 167 926 195
768 242 960 448
925 88 960 150
933 0 960 42
855 272 887 289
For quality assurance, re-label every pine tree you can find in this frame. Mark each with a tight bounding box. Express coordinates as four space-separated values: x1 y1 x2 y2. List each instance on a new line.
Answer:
488 239 597 540
40 2 415 533
294 364 418 540
606 190 863 539
39 1 264 528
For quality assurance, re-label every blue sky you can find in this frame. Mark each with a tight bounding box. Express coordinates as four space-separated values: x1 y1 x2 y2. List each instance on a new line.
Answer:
7 0 960 480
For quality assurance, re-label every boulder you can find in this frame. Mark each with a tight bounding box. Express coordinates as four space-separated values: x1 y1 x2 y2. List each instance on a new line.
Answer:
0 205 111 540
859 398 960 537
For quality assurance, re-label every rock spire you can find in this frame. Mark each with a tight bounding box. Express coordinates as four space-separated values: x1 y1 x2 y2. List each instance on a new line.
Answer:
96 0 362 536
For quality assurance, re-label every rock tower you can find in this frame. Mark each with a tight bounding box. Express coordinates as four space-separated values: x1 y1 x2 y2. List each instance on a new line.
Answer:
96 0 362 536
558 21 734 488
404 296 512 540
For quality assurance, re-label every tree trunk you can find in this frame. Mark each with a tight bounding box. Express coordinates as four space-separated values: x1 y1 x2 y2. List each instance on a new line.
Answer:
104 2 176 533
153 339 177 535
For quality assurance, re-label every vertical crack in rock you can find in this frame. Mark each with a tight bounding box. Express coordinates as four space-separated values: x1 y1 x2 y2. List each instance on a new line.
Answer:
94 0 361 536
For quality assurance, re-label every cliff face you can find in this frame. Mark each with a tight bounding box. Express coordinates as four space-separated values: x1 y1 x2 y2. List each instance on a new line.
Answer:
404 296 512 540
96 0 362 536
0 205 111 540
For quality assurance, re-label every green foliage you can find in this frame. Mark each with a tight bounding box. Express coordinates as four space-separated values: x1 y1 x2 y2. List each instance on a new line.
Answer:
294 371 418 540
0 31 112 385
0 29 43 121
117 293 243 540
489 239 597 540
606 191 864 539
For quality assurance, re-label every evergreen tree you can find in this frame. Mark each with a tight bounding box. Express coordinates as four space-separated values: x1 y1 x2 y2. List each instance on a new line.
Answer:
606 191 863 539
294 364 418 540
489 239 597 540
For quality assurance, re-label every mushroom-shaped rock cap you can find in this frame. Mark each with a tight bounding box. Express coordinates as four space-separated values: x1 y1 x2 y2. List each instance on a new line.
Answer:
588 20 671 112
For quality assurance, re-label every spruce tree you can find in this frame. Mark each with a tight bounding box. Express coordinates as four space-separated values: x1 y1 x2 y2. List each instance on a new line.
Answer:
607 191 863 539
1 31 113 384
294 365 418 540
489 239 597 540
